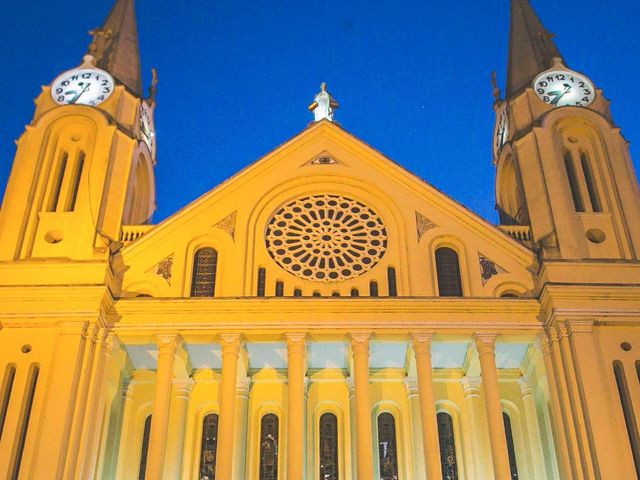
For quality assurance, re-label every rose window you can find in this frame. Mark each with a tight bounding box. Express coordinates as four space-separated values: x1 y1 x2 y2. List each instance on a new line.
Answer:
265 194 388 282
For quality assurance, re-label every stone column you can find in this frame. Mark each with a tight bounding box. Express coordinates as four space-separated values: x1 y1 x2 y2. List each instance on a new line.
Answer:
233 378 250 480
405 380 426 480
145 334 179 480
474 333 511 480
215 334 241 480
286 333 306 480
517 377 546 480
412 333 443 480
460 377 487 478
534 334 572 479
350 333 373 480
164 378 193 479
347 377 357 478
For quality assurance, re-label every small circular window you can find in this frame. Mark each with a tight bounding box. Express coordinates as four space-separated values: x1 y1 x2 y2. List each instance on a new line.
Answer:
265 194 388 282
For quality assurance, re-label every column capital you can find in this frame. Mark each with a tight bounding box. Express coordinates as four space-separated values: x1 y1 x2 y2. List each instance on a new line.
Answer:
219 333 242 352
236 377 251 398
517 376 533 398
350 332 371 350
546 326 561 343
404 378 419 396
460 376 482 398
173 378 194 398
474 332 497 354
533 333 551 356
411 331 434 351
286 332 307 348
157 333 181 353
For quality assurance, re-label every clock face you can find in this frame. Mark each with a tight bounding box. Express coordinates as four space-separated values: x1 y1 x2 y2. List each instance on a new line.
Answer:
493 103 509 159
533 69 595 108
139 101 155 152
51 68 115 106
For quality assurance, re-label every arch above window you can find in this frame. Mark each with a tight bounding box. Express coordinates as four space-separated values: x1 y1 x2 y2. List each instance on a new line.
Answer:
435 247 463 297
191 248 218 297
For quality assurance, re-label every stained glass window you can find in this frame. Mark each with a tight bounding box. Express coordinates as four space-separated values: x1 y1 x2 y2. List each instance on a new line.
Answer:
437 412 458 480
435 248 463 297
503 412 519 479
259 414 279 480
199 413 219 480
377 413 399 480
138 415 152 480
319 413 339 480
191 248 218 297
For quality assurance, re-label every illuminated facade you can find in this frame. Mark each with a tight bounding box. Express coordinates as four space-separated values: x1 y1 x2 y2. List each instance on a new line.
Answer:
1 0 639 479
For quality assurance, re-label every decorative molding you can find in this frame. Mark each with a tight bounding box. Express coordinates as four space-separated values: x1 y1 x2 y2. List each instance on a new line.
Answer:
415 212 436 241
147 254 173 285
214 211 237 240
478 253 506 285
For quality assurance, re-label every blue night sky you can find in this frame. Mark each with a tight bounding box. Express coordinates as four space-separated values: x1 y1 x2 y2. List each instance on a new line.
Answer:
1 0 639 223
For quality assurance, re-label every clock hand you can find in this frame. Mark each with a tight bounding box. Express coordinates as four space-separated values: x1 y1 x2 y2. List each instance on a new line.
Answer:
68 82 92 104
548 84 572 106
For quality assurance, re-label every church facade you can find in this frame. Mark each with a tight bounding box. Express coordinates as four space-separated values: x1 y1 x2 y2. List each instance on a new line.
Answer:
1 1 639 479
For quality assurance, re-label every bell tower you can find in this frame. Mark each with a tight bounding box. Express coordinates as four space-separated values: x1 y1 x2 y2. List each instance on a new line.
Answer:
493 0 640 261
0 0 156 262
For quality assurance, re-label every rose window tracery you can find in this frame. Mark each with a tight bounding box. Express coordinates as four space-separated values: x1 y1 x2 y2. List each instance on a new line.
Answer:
265 194 388 282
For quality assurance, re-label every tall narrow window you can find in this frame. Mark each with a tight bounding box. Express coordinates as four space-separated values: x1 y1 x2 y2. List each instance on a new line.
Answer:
319 413 339 480
47 152 68 212
614 361 640 477
259 414 279 480
377 413 399 480
387 267 397 297
370 281 379 297
257 268 266 297
580 152 602 212
191 248 218 297
564 151 585 212
10 364 39 480
65 151 85 211
435 247 463 297
0 364 16 440
199 413 219 480
437 412 459 480
275 281 284 297
503 412 519 479
138 415 152 480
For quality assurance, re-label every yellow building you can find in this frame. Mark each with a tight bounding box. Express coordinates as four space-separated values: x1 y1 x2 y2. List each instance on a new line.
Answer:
1 0 639 479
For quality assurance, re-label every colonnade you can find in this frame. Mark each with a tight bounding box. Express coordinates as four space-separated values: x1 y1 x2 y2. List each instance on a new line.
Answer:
132 331 529 480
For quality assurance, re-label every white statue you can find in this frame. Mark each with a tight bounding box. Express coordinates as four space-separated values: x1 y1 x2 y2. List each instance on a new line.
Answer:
308 82 339 122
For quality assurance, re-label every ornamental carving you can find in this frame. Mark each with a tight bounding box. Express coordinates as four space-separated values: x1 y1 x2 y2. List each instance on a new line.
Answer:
214 211 237 240
265 194 388 282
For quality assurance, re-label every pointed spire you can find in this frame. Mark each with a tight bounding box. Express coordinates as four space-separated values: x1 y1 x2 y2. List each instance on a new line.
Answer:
87 0 142 96
506 0 564 99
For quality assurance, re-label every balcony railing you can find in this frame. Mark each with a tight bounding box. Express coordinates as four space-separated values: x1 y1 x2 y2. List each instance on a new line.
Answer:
498 225 532 243
120 225 154 245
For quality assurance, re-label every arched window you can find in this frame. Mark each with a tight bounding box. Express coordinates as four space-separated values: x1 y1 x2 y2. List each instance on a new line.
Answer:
259 414 279 480
563 150 585 212
275 281 284 297
199 414 219 480
350 288 359 297
370 281 379 297
437 412 459 480
435 247 463 297
319 413 339 480
387 267 397 297
377 413 399 480
138 415 152 480
0 364 16 439
614 361 640 474
580 151 602 212
293 288 302 297
503 412 519 479
191 248 218 297
257 268 266 297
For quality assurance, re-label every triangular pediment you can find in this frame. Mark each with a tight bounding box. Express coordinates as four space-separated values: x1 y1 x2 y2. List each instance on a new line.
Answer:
119 120 537 298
